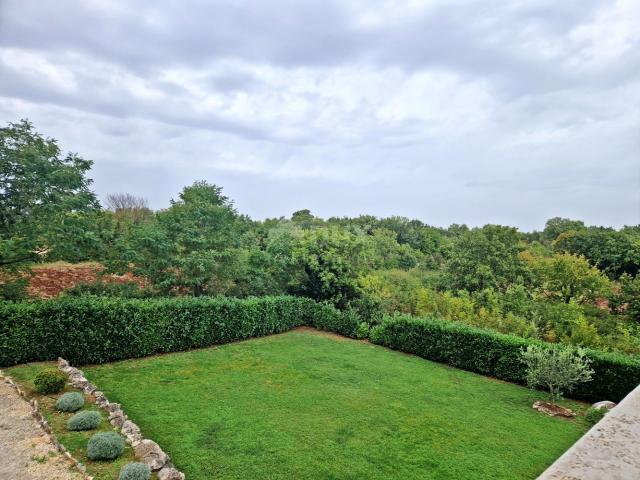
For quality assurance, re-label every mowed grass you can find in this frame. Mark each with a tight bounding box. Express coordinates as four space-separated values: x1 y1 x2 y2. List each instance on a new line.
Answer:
73 330 585 479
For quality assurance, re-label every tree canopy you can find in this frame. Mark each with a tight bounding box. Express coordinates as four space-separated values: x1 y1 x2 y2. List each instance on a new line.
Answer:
443 225 529 293
4 120 639 355
0 119 99 272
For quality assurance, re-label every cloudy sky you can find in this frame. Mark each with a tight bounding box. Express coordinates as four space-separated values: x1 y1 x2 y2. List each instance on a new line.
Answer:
1 0 638 230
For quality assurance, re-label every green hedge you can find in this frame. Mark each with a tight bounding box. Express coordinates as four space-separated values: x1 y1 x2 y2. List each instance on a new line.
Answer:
0 296 349 366
309 305 361 338
3 296 638 402
370 315 640 402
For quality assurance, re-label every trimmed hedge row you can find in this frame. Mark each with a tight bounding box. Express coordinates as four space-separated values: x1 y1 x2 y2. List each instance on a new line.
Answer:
310 305 360 338
370 314 640 402
2 295 638 402
0 296 355 366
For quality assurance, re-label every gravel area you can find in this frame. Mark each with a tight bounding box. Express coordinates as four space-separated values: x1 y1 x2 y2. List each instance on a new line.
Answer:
0 380 83 480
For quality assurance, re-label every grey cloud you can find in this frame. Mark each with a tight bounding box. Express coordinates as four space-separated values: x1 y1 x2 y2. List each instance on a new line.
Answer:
208 72 260 92
0 0 638 229
0 1 361 70
2 0 632 96
0 54 275 141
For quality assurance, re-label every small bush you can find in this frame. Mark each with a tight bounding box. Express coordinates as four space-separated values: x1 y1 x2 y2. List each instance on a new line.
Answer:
356 322 370 340
521 344 594 401
585 407 608 426
0 276 28 301
55 392 84 412
34 369 67 394
66 411 102 431
119 462 151 480
64 281 155 299
368 324 384 344
347 296 384 325
87 431 125 460
311 304 361 338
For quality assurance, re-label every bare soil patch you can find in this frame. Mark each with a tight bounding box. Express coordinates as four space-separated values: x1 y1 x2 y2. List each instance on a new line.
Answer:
533 400 576 418
27 262 143 299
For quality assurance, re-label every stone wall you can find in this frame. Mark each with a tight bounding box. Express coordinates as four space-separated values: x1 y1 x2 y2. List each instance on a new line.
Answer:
537 385 640 480
57 358 186 480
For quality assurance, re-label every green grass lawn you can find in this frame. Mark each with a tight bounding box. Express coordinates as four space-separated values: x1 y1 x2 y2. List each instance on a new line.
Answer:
6 329 589 479
44 328 588 480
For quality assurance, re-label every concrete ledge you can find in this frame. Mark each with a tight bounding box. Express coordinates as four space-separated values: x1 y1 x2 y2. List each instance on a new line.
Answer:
538 385 640 480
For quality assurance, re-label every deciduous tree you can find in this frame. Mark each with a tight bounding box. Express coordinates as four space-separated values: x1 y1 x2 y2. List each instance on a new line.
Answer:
527 252 610 304
443 225 529 293
0 120 99 297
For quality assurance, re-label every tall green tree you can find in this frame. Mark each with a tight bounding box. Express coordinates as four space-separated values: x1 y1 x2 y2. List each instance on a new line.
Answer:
291 209 322 229
292 228 370 307
0 120 100 297
107 181 248 296
443 225 529 293
610 274 640 323
542 217 585 242
553 228 640 278
366 228 420 270
526 253 610 304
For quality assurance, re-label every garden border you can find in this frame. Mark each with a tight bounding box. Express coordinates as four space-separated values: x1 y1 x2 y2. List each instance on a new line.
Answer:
0 369 93 480
56 358 186 480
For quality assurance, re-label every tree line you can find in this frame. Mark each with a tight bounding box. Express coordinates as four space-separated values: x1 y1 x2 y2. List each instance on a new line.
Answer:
2 119 639 354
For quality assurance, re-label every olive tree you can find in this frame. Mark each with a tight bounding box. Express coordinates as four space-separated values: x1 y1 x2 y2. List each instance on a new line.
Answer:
521 344 594 401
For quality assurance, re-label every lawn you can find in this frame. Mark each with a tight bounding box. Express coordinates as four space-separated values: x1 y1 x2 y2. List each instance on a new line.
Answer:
33 328 586 480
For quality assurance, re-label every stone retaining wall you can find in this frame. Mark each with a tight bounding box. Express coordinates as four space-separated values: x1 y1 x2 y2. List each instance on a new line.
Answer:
537 384 640 480
57 358 186 480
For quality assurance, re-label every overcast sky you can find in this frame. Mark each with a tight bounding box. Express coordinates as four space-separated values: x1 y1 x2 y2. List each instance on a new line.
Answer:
1 0 638 230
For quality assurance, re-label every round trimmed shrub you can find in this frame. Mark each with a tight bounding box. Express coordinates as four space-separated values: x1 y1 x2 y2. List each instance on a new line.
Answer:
55 392 84 412
119 462 151 480
87 431 125 460
66 410 102 431
34 369 66 394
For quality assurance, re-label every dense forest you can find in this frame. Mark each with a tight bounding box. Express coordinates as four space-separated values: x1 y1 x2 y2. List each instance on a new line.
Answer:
2 120 639 355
